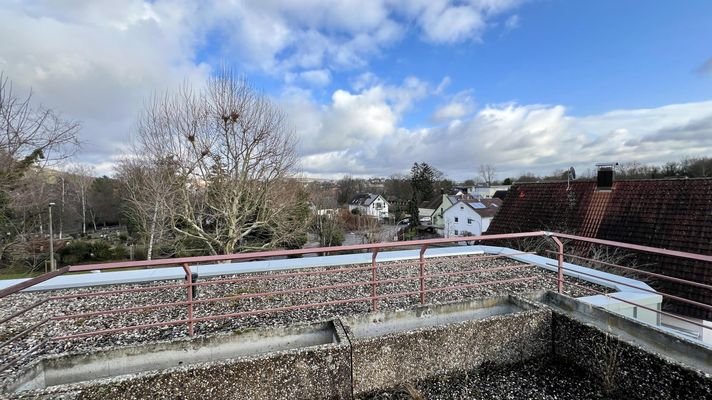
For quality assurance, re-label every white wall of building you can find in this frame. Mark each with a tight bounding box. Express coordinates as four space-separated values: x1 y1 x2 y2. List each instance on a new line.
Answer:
349 195 389 218
443 204 486 237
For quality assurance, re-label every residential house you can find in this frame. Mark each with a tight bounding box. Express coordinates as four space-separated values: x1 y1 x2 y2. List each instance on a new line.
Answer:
487 178 712 320
348 193 389 219
467 184 511 199
418 197 442 225
442 198 502 237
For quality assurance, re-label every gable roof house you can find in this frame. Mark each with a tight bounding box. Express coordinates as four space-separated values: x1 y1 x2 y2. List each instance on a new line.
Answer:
418 197 443 225
348 193 389 219
442 198 503 237
487 178 712 320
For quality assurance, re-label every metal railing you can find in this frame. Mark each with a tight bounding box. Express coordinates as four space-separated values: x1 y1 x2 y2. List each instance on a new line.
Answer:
0 231 709 374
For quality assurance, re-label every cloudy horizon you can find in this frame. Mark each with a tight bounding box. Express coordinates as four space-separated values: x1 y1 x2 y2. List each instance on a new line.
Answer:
1 0 711 181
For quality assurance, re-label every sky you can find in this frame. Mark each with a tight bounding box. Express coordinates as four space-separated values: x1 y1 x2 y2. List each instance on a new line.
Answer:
1 0 711 181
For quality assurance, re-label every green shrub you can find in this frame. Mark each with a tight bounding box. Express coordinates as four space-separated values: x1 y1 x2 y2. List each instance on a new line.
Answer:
58 240 130 264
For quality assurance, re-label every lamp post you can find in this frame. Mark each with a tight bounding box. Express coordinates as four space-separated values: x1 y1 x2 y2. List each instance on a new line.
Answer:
48 202 55 271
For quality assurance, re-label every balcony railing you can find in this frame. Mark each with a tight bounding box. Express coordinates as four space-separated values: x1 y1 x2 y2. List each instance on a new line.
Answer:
0 231 709 375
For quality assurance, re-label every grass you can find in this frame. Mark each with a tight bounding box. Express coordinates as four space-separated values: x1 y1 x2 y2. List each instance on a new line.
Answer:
0 269 43 280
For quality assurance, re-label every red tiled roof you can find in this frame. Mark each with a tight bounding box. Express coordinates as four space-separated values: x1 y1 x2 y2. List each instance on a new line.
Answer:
488 178 712 319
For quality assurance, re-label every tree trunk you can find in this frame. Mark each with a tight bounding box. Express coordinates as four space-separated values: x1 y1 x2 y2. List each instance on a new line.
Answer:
59 177 65 239
146 200 159 261
81 193 86 234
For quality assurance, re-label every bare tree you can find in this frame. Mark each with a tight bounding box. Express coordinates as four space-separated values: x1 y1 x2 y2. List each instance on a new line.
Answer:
66 164 96 235
116 158 174 260
0 73 79 187
308 186 344 247
125 69 308 255
478 164 496 186
0 72 79 271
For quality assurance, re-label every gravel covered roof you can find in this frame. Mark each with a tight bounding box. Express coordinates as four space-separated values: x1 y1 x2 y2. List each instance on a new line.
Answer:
0 255 610 383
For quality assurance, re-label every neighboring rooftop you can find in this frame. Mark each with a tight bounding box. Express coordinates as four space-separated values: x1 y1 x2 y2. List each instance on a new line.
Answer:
488 178 712 319
349 193 383 207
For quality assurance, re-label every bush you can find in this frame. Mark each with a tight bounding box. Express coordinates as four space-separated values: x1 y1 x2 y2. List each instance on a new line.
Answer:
58 240 130 265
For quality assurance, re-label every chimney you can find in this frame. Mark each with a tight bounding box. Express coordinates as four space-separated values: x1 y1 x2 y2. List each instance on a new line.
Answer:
595 163 616 191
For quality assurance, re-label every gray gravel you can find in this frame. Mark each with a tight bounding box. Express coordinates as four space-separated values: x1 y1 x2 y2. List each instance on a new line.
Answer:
357 355 616 400
0 255 610 383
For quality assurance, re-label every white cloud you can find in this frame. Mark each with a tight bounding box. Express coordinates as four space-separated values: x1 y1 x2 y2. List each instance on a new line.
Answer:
396 0 522 43
0 1 210 169
282 76 429 159
434 76 452 95
287 85 712 179
433 90 477 121
5 0 707 183
286 69 332 87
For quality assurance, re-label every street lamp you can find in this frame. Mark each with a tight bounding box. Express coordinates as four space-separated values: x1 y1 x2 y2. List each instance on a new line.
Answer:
48 202 55 271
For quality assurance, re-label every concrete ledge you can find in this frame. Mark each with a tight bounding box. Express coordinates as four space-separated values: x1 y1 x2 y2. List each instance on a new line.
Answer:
6 320 351 400
532 291 712 374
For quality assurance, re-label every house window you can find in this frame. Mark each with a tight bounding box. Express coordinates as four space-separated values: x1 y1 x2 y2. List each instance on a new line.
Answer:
454 230 459 235
375 202 382 209
454 217 459 222
467 218 472 224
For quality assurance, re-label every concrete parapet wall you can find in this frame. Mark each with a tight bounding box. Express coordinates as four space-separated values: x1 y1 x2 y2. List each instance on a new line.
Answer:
346 297 552 395
552 312 712 399
5 293 712 400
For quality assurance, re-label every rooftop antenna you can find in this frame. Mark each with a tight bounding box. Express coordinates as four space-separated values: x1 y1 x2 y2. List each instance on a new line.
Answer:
567 166 576 190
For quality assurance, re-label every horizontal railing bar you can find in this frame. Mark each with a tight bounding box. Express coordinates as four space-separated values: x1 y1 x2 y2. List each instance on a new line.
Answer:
551 233 712 263
51 264 535 321
0 253 531 327
546 251 712 291
424 276 538 294
0 318 51 350
547 276 712 332
66 232 548 272
193 253 535 288
0 267 70 299
50 282 189 301
556 265 712 312
425 251 536 265
0 339 49 373
424 264 535 281
0 298 50 325
51 276 541 340
193 264 384 288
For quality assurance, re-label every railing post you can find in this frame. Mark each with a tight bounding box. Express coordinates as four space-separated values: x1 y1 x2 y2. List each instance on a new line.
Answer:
182 263 194 336
371 248 379 311
419 245 428 304
551 236 565 294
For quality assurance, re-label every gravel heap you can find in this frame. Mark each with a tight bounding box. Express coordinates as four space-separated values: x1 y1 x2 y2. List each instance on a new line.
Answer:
357 355 617 400
0 255 610 382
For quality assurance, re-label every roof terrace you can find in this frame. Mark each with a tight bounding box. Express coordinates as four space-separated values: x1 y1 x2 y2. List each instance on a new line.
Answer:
0 232 709 399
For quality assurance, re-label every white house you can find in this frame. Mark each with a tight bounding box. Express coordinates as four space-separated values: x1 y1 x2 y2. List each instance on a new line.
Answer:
466 185 511 199
442 198 502 237
348 193 389 219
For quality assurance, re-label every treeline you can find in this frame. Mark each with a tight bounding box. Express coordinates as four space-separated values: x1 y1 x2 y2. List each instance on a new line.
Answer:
333 163 501 206
512 157 712 183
